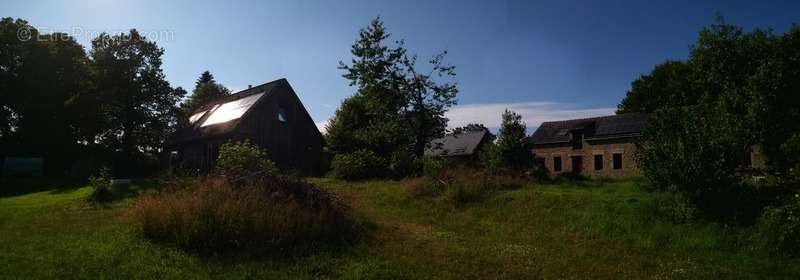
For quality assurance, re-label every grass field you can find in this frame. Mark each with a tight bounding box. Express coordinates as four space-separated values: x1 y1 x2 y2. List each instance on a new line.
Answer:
1 177 799 279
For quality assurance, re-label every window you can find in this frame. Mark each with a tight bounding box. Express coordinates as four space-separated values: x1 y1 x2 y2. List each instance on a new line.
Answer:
613 153 623 170
553 156 562 172
277 107 287 123
201 93 264 127
535 157 545 167
594 154 603 170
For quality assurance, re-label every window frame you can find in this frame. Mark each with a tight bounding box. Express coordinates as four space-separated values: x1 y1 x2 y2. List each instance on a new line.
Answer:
613 153 623 170
553 156 562 172
594 154 603 170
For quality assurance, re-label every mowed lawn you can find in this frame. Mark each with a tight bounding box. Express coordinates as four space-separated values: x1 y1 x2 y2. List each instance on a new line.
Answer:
1 177 799 279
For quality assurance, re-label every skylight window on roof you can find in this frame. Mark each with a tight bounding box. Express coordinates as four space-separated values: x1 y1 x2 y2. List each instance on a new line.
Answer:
189 111 207 124
201 93 264 127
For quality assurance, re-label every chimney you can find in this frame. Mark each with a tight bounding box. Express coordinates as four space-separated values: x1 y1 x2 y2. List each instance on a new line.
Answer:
248 85 252 89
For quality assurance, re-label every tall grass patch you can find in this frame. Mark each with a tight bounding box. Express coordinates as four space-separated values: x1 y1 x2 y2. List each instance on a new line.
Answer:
406 167 526 206
127 176 359 255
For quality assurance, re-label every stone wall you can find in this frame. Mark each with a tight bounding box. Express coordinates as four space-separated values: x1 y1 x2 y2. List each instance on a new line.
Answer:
532 138 640 178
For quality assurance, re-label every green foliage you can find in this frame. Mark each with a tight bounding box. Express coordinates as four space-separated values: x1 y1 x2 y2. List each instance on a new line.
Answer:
0 18 185 176
327 17 458 179
90 29 185 156
496 109 534 171
0 18 94 174
616 61 695 114
406 167 525 206
215 139 277 180
452 123 495 141
630 19 800 221
421 156 446 178
87 166 112 204
478 140 502 174
5 177 800 278
757 196 800 257
330 149 387 180
643 192 697 224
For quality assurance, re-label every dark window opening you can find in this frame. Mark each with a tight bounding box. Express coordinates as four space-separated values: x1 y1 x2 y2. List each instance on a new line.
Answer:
535 157 545 167
594 154 603 170
613 153 622 170
571 131 583 150
553 156 562 172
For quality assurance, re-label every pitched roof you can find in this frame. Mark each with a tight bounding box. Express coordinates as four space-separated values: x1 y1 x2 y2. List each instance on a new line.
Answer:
166 79 285 145
425 130 489 157
530 113 647 145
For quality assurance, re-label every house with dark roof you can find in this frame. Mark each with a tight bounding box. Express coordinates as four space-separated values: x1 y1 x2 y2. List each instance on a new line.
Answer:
165 78 324 175
529 113 647 178
425 130 491 163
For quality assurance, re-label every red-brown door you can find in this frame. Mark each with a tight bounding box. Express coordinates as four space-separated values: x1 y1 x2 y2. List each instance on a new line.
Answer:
571 156 583 174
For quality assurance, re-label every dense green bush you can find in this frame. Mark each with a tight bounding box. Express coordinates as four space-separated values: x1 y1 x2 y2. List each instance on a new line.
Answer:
215 139 277 180
87 166 112 204
757 196 800 257
636 107 749 220
331 149 387 180
127 176 358 254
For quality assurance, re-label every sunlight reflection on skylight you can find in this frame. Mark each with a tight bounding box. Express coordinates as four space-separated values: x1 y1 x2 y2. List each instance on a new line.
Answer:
201 93 264 127
189 111 206 124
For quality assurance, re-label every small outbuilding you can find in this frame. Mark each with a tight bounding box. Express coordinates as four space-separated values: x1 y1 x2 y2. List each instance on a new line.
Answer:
425 130 491 163
165 78 324 175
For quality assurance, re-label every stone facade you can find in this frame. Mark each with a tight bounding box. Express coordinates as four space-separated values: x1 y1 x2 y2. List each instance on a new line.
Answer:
533 138 640 178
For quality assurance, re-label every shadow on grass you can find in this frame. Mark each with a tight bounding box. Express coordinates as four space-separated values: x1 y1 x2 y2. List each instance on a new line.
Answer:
0 177 86 198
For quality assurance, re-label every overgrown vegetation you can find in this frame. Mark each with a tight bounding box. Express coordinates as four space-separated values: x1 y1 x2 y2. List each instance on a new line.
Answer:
86 166 112 204
330 149 387 180
127 176 358 255
215 139 277 180
626 18 800 229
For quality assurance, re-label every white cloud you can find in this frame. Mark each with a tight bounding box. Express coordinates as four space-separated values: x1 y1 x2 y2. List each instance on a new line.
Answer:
445 102 615 129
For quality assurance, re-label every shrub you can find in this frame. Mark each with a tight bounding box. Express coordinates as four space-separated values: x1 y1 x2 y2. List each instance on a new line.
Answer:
87 166 112 204
389 149 421 178
331 149 387 180
127 176 358 254
642 192 697 224
757 195 800 257
406 167 526 206
421 156 445 178
215 139 277 180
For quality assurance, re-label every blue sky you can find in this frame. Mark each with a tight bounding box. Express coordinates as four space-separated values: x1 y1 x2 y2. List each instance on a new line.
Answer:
3 0 799 132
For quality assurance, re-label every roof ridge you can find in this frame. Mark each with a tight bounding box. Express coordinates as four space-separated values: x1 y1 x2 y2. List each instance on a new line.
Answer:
539 112 644 125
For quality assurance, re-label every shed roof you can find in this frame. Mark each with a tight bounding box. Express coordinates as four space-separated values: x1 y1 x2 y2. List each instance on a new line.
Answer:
530 113 647 145
424 130 489 157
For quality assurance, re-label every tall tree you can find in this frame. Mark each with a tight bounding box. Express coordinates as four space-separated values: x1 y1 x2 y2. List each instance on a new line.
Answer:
328 17 457 177
90 29 184 155
496 109 533 170
616 61 695 114
0 18 95 173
